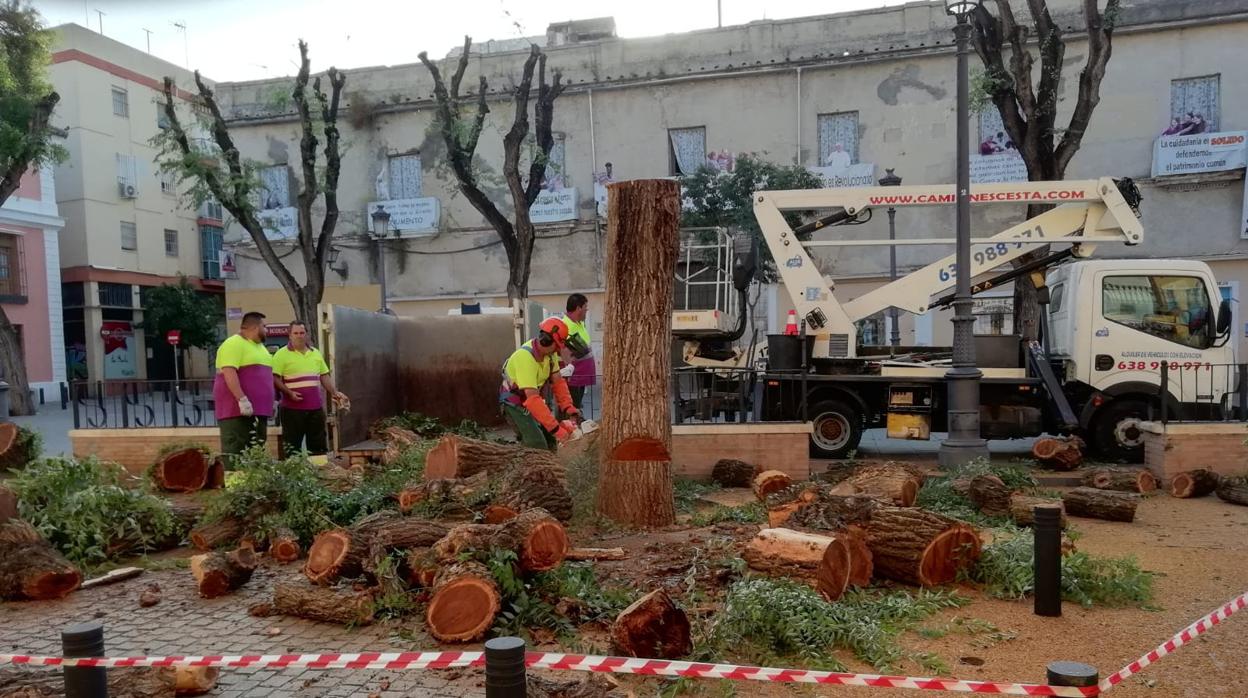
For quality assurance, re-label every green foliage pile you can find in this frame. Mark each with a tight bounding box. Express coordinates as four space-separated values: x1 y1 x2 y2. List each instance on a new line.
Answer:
488 551 633 639
707 578 969 671
10 456 177 566
916 458 1038 526
370 412 489 441
969 529 1155 608
689 502 765 527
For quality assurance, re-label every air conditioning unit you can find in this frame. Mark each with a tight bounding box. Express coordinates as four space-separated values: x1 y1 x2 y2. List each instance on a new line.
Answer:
118 181 138 199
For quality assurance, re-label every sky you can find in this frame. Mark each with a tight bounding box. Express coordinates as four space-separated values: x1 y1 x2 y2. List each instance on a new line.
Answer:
33 0 907 82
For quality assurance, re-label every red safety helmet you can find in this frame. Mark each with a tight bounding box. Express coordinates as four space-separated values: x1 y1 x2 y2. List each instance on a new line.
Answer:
537 316 569 349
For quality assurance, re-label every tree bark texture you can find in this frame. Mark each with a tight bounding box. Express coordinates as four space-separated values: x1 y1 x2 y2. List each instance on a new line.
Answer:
272 580 375 626
1031 437 1083 470
431 508 568 573
190 547 257 598
268 526 302 564
1008 495 1068 528
189 517 243 551
0 423 36 469
1062 487 1140 522
741 528 852 602
151 448 210 493
424 436 561 481
494 458 573 522
1081 467 1157 494
0 485 17 524
398 472 488 518
425 561 501 643
754 470 794 502
1168 469 1219 499
1216 476 1248 506
766 484 880 531
711 459 758 488
0 519 81 601
596 179 681 528
968 475 1013 517
610 589 691 659
864 508 981 587
304 527 369 585
840 463 922 506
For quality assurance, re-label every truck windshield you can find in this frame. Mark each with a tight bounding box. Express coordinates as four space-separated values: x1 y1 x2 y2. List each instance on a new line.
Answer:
1102 275 1213 349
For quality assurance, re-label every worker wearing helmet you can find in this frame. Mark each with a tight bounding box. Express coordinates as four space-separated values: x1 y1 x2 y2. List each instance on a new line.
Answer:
500 316 583 449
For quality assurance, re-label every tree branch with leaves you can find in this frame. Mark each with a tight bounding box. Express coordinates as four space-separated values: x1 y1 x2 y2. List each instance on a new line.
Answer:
156 40 346 337
418 38 566 301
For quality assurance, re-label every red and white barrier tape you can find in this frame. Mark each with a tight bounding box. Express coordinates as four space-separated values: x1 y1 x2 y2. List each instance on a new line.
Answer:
1099 589 1248 693
0 651 485 671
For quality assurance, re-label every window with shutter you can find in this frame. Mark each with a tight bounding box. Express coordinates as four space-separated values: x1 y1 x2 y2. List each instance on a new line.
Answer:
1169 76 1220 134
668 127 706 176
112 87 129 117
387 154 423 199
120 222 137 251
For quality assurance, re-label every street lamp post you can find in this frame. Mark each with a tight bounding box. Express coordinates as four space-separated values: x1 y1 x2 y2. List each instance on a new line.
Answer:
371 206 394 315
939 0 989 467
879 168 902 349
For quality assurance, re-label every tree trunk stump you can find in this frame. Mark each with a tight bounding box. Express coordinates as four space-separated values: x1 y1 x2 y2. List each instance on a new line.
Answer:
1169 469 1219 498
596 179 681 528
425 561 500 643
0 519 81 601
1062 487 1140 522
424 435 560 481
1081 467 1157 494
190 547 257 598
968 475 1013 517
272 580 374 625
189 517 243 551
610 589 691 659
864 508 981 587
711 459 758 488
151 448 210 493
432 508 568 573
1009 495 1068 528
1216 476 1248 506
741 528 852 601
753 470 794 502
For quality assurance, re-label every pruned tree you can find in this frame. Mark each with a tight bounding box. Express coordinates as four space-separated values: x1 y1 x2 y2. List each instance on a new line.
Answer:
0 0 62 415
156 40 345 338
970 0 1121 339
419 37 566 303
138 277 224 351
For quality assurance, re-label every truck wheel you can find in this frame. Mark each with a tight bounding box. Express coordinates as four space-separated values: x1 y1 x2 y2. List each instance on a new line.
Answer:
1092 399 1148 463
809 399 863 459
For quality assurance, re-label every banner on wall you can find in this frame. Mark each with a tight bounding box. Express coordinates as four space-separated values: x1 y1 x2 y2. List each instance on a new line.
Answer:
970 152 1028 183
256 206 298 240
809 163 876 188
530 187 578 223
100 321 137 379
1151 130 1247 177
366 198 440 236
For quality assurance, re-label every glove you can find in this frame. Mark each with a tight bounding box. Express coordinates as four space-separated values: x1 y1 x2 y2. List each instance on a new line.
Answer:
237 396 254 417
553 420 577 443
559 364 575 378
564 406 583 424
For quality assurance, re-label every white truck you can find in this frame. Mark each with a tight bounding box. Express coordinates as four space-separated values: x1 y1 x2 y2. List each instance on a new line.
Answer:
674 178 1236 461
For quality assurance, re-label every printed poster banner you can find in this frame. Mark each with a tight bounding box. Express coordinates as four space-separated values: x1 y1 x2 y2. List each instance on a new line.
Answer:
366 197 440 236
219 249 237 276
970 153 1028 184
809 163 876 188
530 187 578 223
100 321 137 379
257 206 298 240
1151 130 1247 178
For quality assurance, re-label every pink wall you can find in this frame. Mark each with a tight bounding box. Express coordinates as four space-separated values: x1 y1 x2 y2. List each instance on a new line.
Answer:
13 169 40 201
0 224 52 383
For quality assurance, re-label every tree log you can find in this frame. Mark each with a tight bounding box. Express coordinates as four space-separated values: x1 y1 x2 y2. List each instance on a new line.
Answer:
364 516 451 573
167 498 205 535
189 517 243 551
1031 437 1083 470
424 435 561 481
0 520 81 601
151 448 210 493
754 470 794 502
864 508 981 587
968 475 1013 517
1216 476 1248 506
610 589 691 659
397 473 487 518
482 505 519 524
190 547 257 598
0 485 17 524
766 484 880 530
1008 495 1068 528
404 547 440 587
174 666 219 695
840 525 874 588
495 461 573 522
268 526 301 564
205 456 226 490
1169 469 1220 499
1062 487 1140 522
305 529 368 584
1082 467 1157 494
596 179 680 528
741 528 851 601
845 463 924 506
272 580 374 626
425 561 500 642
432 508 568 573
566 547 628 561
711 459 758 488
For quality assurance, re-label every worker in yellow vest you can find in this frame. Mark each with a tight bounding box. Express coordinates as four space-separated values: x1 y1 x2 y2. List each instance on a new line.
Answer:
558 293 595 417
213 312 274 458
272 321 347 456
500 317 581 450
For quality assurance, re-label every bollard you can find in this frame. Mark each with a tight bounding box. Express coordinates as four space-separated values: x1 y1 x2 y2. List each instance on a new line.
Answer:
484 636 526 698
62 621 108 698
1033 504 1062 617
1047 660 1098 688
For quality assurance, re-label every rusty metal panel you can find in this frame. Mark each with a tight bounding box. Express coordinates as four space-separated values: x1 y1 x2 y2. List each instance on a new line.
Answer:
395 315 514 426
327 305 400 446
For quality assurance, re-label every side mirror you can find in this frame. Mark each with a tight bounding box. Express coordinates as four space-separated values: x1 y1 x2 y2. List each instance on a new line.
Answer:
732 235 758 292
1217 298 1233 335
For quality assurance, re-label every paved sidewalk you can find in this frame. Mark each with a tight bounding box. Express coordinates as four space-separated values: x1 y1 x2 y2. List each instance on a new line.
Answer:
10 403 73 458
0 564 482 697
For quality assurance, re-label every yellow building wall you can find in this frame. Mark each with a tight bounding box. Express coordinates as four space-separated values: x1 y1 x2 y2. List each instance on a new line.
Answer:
225 285 381 334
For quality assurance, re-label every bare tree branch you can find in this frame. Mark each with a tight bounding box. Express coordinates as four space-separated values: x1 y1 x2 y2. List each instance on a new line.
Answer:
0 92 58 205
315 67 346 266
450 35 471 101
292 40 318 266
971 5 1030 169
1055 0 1119 175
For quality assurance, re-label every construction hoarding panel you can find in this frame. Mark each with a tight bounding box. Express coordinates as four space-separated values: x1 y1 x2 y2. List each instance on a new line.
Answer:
327 305 400 446
395 314 513 427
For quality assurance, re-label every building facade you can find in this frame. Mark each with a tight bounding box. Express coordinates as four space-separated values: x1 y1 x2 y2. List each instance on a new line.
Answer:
0 168 67 399
211 0 1248 356
50 24 223 383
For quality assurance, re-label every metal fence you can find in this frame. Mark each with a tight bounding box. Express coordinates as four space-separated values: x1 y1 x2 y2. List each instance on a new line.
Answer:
70 380 224 429
1158 362 1248 424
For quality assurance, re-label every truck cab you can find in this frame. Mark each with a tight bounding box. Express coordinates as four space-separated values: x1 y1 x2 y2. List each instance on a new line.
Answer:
1048 259 1235 460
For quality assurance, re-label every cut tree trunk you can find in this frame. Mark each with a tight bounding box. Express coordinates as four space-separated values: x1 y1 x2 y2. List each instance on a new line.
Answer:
844 463 923 506
272 580 374 626
482 505 519 524
767 485 880 531
175 666 220 695
741 528 852 601
840 525 874 588
404 547 440 587
1082 467 1157 494
432 508 568 573
596 179 680 528
425 561 501 643
305 528 369 585
189 517 243 551
205 456 226 490
864 507 981 587
566 547 628 561
611 589 691 659
1009 495 1068 528
711 459 757 488
190 547 258 598
397 473 489 518
754 470 794 502
1216 476 1248 506
364 517 451 572
1032 437 1083 470
1062 487 1140 522
968 475 1013 517
151 448 210 493
0 485 17 523
1169 469 1220 499
0 423 36 470
167 498 205 535
0 519 81 601
495 460 573 522
268 526 301 564
424 435 561 481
